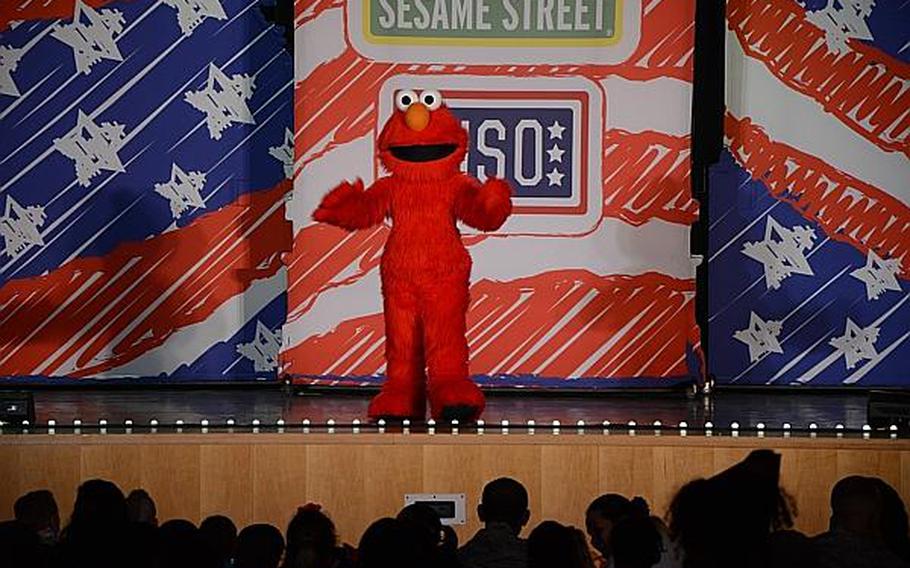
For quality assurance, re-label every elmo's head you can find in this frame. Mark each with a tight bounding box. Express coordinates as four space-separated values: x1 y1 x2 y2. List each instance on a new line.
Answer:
378 89 467 179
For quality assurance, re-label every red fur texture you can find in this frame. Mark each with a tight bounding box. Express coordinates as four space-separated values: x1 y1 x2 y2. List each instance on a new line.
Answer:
314 103 512 420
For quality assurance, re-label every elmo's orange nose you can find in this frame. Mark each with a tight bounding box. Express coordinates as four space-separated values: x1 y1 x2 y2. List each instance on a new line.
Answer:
405 103 430 131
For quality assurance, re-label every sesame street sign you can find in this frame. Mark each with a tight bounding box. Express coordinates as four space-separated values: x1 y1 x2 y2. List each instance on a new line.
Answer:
347 0 641 64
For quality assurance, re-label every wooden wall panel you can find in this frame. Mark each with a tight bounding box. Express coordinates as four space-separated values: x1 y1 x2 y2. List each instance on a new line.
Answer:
0 435 907 547
251 444 307 528
201 445 253 527
139 445 201 523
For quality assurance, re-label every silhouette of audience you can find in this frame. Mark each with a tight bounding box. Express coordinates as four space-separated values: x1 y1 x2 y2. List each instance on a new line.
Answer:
459 477 531 568
125 489 158 527
199 514 237 567
236 523 285 568
813 476 909 568
3 459 908 568
15 490 60 546
528 520 595 568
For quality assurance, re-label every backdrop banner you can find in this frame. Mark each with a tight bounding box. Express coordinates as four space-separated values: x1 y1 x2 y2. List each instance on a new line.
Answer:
0 0 293 383
708 0 910 386
287 0 701 389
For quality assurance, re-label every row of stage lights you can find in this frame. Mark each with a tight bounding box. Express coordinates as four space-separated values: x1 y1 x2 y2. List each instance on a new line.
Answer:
0 418 904 438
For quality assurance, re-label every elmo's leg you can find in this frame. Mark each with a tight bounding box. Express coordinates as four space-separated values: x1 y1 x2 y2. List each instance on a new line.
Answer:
423 280 485 422
368 288 426 420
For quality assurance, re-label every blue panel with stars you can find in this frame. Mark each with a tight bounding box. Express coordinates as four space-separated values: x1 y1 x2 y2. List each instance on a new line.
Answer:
707 150 910 387
453 107 574 199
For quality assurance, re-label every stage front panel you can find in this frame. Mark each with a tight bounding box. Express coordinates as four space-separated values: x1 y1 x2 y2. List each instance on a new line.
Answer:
287 0 700 389
708 0 910 386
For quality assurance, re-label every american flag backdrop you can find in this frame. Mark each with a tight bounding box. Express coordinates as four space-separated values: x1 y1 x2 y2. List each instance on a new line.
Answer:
0 0 293 382
709 0 910 386
286 0 702 389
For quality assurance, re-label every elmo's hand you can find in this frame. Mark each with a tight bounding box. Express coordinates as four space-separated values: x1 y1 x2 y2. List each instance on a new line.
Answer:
312 179 388 230
456 176 513 232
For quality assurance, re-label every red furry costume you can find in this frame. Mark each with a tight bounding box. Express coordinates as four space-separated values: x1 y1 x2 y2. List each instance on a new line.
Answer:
313 89 512 421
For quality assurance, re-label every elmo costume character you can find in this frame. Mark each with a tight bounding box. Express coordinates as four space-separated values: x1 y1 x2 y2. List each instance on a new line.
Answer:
313 89 512 422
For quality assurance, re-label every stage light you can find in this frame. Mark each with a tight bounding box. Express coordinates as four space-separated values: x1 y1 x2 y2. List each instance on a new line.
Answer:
226 418 235 426
22 420 30 426
628 420 637 427
427 419 436 426
862 424 870 431
277 418 286 426
376 419 385 427
890 424 899 432
352 418 360 425
577 420 585 427
402 419 411 427
602 420 610 427
302 419 311 426
124 419 133 426
756 422 765 430
678 421 687 429
73 419 82 426
552 420 561 427
252 419 260 426
501 419 509 427
201 419 209 427
704 421 713 429
47 419 56 427
451 419 459 426
835 423 844 430
731 421 740 430
351 418 360 434
653 420 662 427
527 419 536 427
808 422 818 430
150 419 159 426
176 420 184 426
477 419 485 426
782 422 791 430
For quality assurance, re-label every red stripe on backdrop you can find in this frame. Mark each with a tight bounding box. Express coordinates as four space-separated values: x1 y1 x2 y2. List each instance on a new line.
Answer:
0 0 127 29
0 181 292 377
283 270 695 380
295 0 343 27
727 114 910 277
727 0 910 158
602 129 697 226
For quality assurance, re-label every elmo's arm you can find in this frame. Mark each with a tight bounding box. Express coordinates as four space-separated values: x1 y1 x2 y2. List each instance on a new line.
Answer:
312 178 390 231
455 176 512 232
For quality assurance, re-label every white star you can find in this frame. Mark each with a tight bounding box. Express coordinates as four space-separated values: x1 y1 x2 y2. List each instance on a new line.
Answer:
733 311 783 363
851 250 902 301
184 62 256 140
741 216 816 290
154 163 207 219
0 45 23 97
53 109 127 186
52 0 125 75
546 143 564 163
0 196 46 259
163 0 227 37
269 127 294 180
829 317 879 370
546 168 564 187
547 120 565 140
236 321 281 372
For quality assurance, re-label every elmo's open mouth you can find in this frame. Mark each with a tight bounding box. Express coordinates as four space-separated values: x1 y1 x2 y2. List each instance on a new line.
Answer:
389 144 458 162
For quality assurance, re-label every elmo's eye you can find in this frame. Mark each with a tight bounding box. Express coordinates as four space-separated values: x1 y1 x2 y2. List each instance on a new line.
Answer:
420 90 442 110
395 90 418 112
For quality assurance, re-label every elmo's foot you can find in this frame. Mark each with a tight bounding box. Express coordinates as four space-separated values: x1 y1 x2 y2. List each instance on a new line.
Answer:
428 378 485 423
367 388 425 421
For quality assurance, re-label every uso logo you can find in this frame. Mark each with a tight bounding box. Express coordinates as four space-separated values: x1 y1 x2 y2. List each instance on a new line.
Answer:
348 0 641 65
378 76 603 235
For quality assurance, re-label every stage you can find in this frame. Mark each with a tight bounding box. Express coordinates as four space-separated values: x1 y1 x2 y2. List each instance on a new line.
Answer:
2 386 907 547
5 386 876 429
